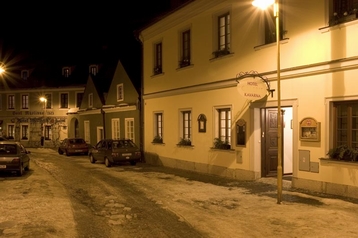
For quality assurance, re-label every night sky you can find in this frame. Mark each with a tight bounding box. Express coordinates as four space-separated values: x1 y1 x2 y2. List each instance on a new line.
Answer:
0 1 172 89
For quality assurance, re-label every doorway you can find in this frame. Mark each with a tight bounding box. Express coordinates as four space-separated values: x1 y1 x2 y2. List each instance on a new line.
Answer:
261 107 293 177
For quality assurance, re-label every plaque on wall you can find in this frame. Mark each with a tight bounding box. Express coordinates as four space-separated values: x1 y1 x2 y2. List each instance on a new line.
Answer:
299 117 320 142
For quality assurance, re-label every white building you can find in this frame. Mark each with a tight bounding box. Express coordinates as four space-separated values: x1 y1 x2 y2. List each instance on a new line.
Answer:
139 0 358 199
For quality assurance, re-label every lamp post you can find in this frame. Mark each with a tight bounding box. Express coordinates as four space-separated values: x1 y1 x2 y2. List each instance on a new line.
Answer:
252 0 282 204
40 97 47 146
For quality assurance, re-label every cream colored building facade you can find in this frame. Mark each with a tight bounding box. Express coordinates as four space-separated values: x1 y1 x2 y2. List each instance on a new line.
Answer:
139 0 358 198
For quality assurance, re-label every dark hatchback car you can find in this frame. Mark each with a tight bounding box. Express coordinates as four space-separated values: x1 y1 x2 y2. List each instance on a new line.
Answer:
89 139 141 167
58 138 89 156
0 141 31 176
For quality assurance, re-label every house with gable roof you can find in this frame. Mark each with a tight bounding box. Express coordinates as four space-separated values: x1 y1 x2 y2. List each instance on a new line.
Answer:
69 60 140 147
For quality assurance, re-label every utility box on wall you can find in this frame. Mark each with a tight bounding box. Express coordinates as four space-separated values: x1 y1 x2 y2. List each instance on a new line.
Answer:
299 150 310 171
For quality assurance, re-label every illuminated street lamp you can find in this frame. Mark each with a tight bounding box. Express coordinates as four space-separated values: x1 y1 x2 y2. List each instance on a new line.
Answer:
40 97 47 146
252 0 283 204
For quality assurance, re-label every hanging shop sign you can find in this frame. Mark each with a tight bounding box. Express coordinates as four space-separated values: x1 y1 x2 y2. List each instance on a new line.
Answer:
236 71 272 101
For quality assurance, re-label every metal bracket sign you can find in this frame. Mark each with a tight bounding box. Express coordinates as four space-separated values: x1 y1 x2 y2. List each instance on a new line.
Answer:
236 71 273 101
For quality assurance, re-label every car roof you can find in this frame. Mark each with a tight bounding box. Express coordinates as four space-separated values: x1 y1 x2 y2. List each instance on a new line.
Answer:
0 141 19 145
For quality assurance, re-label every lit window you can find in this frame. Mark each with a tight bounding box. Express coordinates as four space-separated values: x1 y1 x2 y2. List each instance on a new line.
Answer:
154 112 163 141
111 118 120 139
117 84 124 101
21 124 29 140
89 65 98 76
181 111 191 140
21 94 29 109
7 95 15 110
216 108 231 145
125 118 135 142
63 67 71 78
7 124 15 139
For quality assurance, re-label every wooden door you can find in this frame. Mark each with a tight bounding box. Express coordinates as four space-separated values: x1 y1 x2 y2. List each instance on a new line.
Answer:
261 108 283 177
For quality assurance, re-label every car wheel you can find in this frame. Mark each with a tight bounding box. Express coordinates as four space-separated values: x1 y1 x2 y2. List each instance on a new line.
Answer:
58 148 63 155
104 158 111 167
130 161 136 166
17 164 24 176
25 161 30 171
65 150 70 156
90 155 96 164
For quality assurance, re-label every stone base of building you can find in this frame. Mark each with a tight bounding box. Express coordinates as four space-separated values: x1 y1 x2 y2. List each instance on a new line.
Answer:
144 152 258 180
292 177 358 200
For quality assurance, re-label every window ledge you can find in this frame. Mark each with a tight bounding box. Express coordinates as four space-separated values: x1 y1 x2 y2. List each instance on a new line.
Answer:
319 18 358 33
176 64 194 71
152 142 165 145
209 52 234 62
210 148 235 152
320 158 358 167
254 38 289 51
151 72 165 78
176 144 194 148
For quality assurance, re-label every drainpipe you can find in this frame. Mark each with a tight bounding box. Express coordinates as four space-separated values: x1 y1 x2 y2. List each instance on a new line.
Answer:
101 108 106 139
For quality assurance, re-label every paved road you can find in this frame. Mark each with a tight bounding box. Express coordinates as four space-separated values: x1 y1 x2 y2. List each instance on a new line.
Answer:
1 148 358 237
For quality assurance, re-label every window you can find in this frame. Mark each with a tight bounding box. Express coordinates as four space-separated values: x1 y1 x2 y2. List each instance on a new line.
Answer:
21 94 29 109
329 0 358 26
111 118 120 139
45 125 51 140
262 1 284 45
154 112 163 139
117 84 124 102
7 124 15 139
217 108 231 144
21 70 29 80
88 93 93 108
333 101 358 149
7 95 15 110
89 65 98 76
180 30 191 67
154 42 162 74
84 121 90 144
45 94 52 109
62 67 71 77
125 118 135 142
21 124 29 140
181 111 191 140
214 13 231 57
60 93 69 108
76 92 84 108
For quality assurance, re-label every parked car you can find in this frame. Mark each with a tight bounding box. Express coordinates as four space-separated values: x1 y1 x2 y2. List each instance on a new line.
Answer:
89 139 141 167
0 141 31 176
58 138 89 156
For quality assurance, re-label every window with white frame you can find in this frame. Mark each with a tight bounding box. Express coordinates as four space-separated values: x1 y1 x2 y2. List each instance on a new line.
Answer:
88 93 93 108
45 94 52 109
60 93 69 108
179 29 191 68
21 124 29 140
111 118 120 139
7 95 15 110
7 124 15 139
62 67 71 78
154 42 162 74
154 112 163 141
213 12 231 58
45 125 52 140
21 94 29 110
125 118 135 142
84 121 90 144
216 108 231 144
180 110 191 140
329 0 358 26
89 65 98 76
117 84 124 102
76 92 84 108
332 101 358 148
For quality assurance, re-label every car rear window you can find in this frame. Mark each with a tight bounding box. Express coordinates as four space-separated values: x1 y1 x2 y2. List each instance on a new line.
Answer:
69 139 85 144
0 144 17 154
112 140 135 149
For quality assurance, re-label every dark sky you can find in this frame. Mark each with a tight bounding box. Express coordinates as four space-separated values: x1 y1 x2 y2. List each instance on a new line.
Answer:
0 1 172 88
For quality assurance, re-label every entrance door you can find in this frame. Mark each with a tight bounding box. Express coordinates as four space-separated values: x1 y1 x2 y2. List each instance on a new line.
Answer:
261 108 283 177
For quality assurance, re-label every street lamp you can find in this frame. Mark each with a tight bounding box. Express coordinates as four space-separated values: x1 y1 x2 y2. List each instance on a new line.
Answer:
252 0 282 204
40 97 47 146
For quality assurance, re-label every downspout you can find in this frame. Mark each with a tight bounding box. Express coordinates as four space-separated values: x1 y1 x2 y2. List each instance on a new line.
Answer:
135 30 145 162
101 108 106 139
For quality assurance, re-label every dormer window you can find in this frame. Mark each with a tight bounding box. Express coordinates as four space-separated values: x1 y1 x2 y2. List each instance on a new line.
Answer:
89 65 98 76
88 93 93 108
21 70 29 80
62 67 71 78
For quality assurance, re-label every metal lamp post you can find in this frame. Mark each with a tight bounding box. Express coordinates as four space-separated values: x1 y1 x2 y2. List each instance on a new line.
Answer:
252 0 282 204
40 97 47 146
